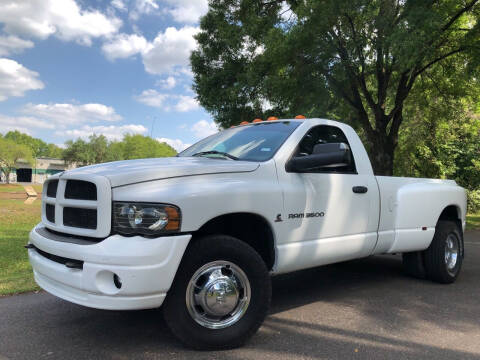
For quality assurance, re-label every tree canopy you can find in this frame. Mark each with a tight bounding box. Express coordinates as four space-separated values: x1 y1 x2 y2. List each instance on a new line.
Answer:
191 0 480 175
0 137 34 183
63 134 177 166
2 131 64 159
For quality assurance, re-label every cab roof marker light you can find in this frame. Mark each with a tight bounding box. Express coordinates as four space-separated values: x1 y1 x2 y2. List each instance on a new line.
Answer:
295 115 306 119
252 118 263 123
239 121 249 125
267 116 278 121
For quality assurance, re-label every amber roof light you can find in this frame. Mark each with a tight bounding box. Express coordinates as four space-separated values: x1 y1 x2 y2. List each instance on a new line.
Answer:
267 116 278 121
240 121 249 125
252 118 263 123
295 115 306 119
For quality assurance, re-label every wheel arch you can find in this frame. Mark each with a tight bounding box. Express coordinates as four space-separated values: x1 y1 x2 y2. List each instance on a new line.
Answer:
192 212 276 270
436 204 464 256
437 204 462 226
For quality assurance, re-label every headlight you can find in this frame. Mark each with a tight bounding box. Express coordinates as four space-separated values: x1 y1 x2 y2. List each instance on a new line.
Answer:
113 202 181 235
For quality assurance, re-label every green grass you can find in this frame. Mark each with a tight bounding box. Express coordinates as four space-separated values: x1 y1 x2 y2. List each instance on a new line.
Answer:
466 213 480 230
0 184 24 193
0 199 41 295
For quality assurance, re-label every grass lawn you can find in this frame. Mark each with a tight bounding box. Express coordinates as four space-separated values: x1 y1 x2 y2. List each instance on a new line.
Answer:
466 213 480 230
0 184 24 193
0 199 41 295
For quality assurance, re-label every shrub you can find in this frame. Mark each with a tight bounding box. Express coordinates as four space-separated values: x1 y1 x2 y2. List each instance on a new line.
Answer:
467 189 480 214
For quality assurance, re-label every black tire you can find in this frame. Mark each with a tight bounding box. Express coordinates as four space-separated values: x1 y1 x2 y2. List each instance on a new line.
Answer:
402 251 427 279
424 220 464 284
163 235 271 350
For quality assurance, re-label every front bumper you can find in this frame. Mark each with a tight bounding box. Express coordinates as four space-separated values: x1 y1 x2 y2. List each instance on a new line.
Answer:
28 224 191 310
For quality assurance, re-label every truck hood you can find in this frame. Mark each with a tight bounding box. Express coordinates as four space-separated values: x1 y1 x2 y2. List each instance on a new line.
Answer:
63 157 260 187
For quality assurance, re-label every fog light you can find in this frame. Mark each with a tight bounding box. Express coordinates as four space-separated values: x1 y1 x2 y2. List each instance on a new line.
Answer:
113 274 122 289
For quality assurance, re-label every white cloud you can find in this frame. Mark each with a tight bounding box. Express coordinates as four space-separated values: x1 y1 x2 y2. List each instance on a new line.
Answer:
0 58 44 101
0 114 54 135
100 26 199 76
142 26 199 75
191 120 217 138
155 120 217 153
157 137 191 151
162 0 208 24
157 76 176 89
130 0 160 21
174 95 199 112
134 89 199 112
56 124 147 141
0 0 122 46
102 33 149 60
135 89 167 108
21 103 122 125
111 0 127 12
0 36 34 56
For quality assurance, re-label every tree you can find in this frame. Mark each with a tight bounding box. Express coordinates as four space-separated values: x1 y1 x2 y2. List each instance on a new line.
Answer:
191 0 480 175
120 134 176 159
394 59 480 188
0 138 34 183
46 143 64 158
63 138 93 166
3 130 63 158
62 134 177 166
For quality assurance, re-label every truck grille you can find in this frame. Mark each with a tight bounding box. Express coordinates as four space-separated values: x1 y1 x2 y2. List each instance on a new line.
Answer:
46 204 55 223
46 180 58 197
63 207 97 229
42 176 111 238
65 180 97 200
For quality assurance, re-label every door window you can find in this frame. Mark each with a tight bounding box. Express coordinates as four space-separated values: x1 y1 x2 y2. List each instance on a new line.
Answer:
293 125 357 173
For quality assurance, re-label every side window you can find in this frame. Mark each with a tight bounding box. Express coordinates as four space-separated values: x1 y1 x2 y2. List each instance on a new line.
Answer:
293 125 357 174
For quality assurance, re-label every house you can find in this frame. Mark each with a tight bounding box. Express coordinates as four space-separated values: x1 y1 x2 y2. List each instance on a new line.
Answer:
0 157 76 184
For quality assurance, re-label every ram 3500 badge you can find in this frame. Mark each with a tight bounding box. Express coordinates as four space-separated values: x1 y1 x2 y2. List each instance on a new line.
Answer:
28 118 466 349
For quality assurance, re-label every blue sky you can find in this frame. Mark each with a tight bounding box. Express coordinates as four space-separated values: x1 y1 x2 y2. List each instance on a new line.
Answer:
0 0 218 151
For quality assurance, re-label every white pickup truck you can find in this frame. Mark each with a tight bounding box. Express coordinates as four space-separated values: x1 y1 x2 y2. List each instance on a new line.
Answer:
28 118 466 349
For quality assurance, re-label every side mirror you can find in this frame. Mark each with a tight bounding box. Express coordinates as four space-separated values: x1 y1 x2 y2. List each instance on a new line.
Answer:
286 142 352 172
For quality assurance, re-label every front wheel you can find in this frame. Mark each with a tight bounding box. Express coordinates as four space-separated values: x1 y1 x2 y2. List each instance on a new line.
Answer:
163 235 271 350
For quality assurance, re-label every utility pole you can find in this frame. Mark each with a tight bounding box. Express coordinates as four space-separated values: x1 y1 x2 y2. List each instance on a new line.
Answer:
150 116 157 138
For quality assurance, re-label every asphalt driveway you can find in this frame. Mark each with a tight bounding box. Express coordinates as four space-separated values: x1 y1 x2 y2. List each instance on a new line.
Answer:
1 231 479 360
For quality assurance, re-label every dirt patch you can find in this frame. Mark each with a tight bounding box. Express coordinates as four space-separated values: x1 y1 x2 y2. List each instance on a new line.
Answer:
0 192 27 199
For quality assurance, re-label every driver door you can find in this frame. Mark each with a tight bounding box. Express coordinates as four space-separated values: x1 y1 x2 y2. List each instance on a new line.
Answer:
275 124 379 273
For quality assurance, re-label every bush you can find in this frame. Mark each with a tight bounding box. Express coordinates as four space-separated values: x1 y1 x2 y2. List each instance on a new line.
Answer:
467 189 480 214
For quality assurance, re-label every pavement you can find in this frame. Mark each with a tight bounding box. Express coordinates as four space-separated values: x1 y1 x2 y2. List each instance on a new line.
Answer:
1 231 479 360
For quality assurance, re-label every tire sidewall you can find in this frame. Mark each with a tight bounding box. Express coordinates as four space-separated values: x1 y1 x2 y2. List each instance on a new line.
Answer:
427 221 463 283
163 235 271 349
442 226 463 279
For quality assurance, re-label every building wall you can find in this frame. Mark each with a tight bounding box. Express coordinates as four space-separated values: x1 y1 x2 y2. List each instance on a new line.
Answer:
0 158 76 184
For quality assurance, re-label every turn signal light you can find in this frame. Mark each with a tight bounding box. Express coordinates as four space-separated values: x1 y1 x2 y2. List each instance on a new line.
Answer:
267 116 278 121
295 115 306 119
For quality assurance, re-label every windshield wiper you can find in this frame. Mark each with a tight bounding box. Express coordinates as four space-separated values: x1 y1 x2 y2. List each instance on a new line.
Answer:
192 150 239 160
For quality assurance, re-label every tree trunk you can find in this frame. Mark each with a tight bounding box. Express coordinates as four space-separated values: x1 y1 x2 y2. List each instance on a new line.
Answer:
368 133 395 176
3 170 10 184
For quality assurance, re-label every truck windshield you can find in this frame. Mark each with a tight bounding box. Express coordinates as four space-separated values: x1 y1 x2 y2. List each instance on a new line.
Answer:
178 121 301 161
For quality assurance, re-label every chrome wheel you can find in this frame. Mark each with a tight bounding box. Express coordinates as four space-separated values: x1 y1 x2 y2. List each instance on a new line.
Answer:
186 260 251 329
445 233 459 275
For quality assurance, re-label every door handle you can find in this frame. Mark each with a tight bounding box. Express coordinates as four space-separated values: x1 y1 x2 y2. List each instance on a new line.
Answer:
352 186 368 194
